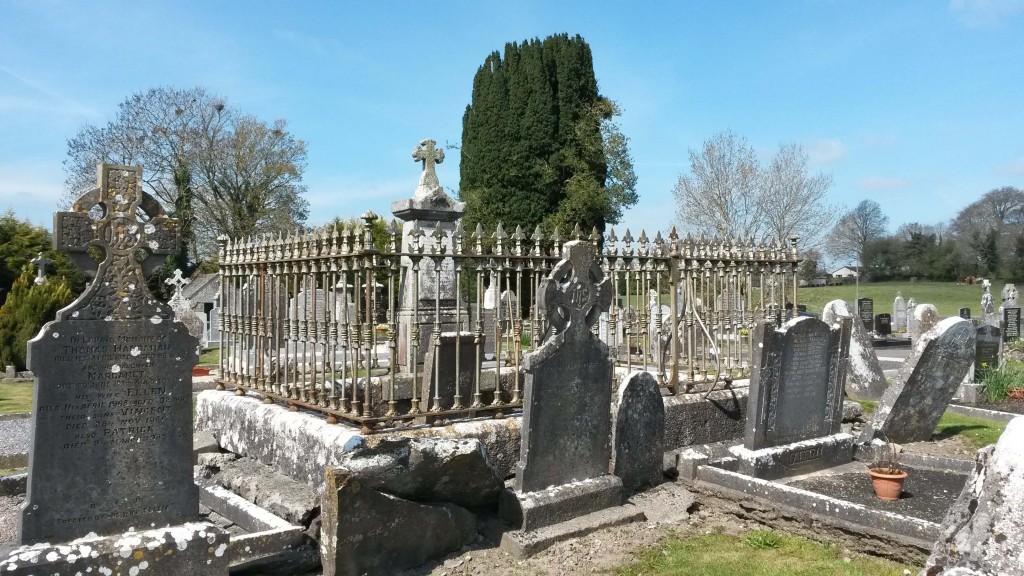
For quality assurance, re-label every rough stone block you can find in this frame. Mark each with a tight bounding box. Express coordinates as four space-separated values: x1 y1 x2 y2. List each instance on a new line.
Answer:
194 429 220 461
339 435 501 509
676 448 710 481
500 475 623 532
729 433 854 480
662 386 747 449
0 522 229 575
925 416 1024 575
320 468 476 576
823 299 888 400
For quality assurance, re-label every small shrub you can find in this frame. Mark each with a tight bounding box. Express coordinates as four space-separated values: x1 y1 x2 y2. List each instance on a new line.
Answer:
742 530 782 549
982 361 1024 402
869 438 903 475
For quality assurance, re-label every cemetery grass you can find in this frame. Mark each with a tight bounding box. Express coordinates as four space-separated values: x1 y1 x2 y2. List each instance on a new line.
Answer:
798 281 979 317
0 381 32 414
856 400 1004 449
198 347 220 365
615 529 914 576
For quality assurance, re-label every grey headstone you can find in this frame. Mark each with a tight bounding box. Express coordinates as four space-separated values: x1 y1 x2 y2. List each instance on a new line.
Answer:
744 316 851 450
515 240 613 493
611 371 665 492
959 307 971 320
875 313 892 336
822 300 886 400
859 317 975 444
925 416 1024 576
1004 307 1021 341
1002 283 1019 308
20 165 199 545
420 331 477 411
856 298 874 332
975 325 1001 382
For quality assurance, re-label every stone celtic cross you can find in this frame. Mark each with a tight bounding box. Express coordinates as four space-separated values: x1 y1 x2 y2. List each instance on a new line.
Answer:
165 268 190 295
30 252 51 285
412 139 445 199
538 240 612 338
54 164 179 321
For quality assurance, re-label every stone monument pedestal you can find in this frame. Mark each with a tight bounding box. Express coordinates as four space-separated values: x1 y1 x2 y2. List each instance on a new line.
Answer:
1 522 229 575
498 475 624 532
729 433 854 480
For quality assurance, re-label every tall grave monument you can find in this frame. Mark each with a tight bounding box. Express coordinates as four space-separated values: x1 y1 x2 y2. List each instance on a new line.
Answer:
730 316 853 479
4 165 227 575
893 291 907 332
392 139 469 370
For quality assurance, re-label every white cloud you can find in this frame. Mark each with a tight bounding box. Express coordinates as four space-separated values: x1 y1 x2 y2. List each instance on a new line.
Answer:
858 176 911 191
807 139 847 165
949 0 1024 28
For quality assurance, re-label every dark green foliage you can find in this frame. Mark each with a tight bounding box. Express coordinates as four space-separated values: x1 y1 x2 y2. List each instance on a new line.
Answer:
0 210 84 307
460 34 636 235
0 268 74 371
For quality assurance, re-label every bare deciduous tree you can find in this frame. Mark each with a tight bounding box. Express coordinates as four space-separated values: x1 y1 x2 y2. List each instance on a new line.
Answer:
672 132 837 247
63 87 308 260
826 200 889 266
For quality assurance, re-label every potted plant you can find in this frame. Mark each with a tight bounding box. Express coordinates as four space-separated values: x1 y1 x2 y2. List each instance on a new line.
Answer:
867 439 908 501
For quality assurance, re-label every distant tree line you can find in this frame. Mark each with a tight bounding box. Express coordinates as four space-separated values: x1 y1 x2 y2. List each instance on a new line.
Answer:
820 187 1024 282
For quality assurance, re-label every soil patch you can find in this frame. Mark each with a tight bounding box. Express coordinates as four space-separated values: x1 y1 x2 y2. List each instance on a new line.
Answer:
971 398 1024 415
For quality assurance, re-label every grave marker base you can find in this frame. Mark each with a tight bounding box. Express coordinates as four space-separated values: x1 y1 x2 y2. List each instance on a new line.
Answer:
729 433 854 480
499 475 623 532
1 522 229 575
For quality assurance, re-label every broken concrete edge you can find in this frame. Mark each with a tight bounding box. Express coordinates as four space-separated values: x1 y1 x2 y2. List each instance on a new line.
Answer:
0 472 26 497
229 526 307 569
0 452 27 470
199 483 293 533
851 443 976 475
0 412 30 422
728 433 855 480
693 465 939 543
0 521 230 575
946 403 1020 424
496 504 646 559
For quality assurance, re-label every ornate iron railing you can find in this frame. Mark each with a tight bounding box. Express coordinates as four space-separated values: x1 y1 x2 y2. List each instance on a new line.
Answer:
216 217 799 430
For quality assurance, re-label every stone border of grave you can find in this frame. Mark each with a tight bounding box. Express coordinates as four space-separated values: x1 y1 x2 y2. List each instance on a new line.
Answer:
679 450 975 562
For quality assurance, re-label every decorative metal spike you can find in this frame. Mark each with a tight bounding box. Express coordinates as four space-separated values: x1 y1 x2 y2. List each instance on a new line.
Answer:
572 222 583 240
607 227 618 243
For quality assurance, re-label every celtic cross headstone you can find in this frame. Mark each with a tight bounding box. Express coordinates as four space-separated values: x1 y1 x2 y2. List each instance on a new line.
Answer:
412 138 445 200
29 251 51 285
515 240 614 493
20 164 200 544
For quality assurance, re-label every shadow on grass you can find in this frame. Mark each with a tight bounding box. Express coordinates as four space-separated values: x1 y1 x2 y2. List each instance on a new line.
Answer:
932 424 985 441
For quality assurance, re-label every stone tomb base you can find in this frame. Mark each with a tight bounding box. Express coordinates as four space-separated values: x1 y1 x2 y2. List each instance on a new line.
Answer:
728 433 854 480
0 522 229 575
499 475 623 532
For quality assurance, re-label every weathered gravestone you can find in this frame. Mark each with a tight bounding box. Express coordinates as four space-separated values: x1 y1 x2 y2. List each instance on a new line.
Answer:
875 313 892 336
910 303 939 348
611 371 664 492
975 325 1001 381
822 300 887 400
730 316 853 479
501 240 620 532
859 317 975 444
420 331 477 411
5 165 227 575
1004 307 1021 341
959 307 971 320
20 165 200 544
856 297 874 332
893 292 907 332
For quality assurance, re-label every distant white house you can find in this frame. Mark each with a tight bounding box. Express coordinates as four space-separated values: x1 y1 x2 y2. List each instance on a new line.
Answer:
831 266 859 279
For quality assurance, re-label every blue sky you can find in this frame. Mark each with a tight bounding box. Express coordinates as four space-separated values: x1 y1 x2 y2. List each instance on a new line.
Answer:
2 1 1022 247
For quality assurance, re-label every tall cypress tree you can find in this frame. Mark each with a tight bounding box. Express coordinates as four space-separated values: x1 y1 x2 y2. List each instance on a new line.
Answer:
460 34 636 236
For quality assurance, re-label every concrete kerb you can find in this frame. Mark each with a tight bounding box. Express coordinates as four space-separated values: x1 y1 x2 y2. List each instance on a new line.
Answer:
946 403 1020 424
198 483 307 569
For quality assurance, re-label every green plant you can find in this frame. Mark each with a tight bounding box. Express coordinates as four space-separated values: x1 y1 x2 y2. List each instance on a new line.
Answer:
982 360 1024 402
743 530 782 549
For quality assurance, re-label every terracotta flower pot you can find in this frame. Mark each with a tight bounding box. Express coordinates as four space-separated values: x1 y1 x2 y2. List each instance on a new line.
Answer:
868 468 908 501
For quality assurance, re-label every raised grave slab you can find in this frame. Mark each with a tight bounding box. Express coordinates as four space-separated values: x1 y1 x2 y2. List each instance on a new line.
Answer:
729 432 855 480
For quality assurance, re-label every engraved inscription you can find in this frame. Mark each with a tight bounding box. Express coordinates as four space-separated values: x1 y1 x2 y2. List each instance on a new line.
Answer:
779 445 823 466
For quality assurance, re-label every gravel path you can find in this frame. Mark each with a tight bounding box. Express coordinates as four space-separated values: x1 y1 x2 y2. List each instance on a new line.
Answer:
0 416 31 458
